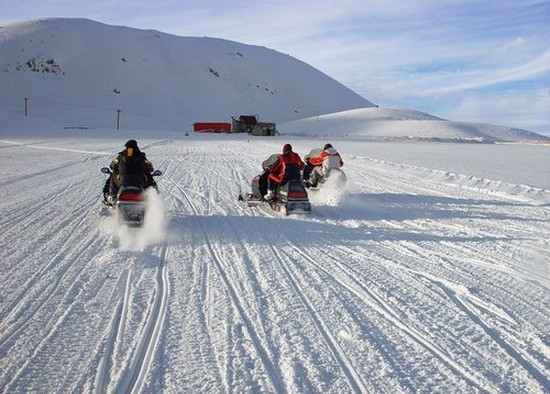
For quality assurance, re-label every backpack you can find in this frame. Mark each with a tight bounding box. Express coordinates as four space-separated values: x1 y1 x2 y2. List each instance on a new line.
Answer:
118 148 145 186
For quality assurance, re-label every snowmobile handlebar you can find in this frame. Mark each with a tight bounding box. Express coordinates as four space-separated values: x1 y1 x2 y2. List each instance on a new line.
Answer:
101 167 163 177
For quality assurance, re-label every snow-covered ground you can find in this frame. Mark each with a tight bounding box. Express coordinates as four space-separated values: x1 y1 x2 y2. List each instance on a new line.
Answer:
1 128 548 393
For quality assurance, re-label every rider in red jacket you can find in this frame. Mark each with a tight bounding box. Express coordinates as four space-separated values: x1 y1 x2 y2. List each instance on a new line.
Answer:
308 143 343 167
265 144 305 200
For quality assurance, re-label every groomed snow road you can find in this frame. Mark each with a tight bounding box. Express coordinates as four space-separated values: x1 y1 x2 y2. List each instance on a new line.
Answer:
0 134 548 393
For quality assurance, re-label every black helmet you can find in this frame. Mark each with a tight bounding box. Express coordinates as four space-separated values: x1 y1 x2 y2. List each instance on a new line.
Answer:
323 143 333 150
125 139 138 148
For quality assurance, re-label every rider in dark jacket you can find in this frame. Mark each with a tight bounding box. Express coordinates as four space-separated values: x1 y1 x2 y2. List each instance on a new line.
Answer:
257 153 279 199
102 140 154 203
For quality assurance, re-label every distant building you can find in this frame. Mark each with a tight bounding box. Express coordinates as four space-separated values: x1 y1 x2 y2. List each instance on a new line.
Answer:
232 115 278 136
231 115 258 133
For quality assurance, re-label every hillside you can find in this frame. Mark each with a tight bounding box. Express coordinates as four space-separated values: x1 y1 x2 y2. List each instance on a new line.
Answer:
281 108 549 143
0 18 372 130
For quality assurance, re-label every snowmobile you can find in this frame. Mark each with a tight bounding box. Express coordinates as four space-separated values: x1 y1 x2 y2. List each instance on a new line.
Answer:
100 167 163 227
239 175 311 215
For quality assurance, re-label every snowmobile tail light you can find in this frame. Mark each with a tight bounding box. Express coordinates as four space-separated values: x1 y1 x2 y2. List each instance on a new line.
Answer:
120 193 142 201
289 191 308 199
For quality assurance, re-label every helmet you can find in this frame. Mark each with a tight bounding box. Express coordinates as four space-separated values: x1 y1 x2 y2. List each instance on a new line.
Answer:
323 143 333 150
283 143 292 153
125 139 138 148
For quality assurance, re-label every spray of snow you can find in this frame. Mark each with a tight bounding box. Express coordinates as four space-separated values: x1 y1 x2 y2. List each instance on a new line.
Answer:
141 188 167 243
308 170 349 206
99 189 166 250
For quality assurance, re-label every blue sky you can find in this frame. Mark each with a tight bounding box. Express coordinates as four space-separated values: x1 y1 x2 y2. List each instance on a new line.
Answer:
2 0 549 134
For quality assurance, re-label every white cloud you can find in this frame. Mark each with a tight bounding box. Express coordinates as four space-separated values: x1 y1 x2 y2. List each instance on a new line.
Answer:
452 88 550 133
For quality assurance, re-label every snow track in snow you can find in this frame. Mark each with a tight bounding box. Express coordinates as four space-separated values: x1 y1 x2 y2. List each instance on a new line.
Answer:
167 172 285 393
0 136 548 393
282 240 497 392
270 243 370 393
112 246 169 394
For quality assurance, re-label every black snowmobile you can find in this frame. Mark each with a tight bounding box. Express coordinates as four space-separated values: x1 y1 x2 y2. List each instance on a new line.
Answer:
239 175 311 215
100 167 162 227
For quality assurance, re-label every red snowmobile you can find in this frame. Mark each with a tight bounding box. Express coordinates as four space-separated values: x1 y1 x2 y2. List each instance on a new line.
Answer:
239 175 311 215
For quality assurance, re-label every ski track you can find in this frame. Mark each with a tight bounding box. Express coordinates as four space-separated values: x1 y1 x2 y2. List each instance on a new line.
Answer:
1 137 548 393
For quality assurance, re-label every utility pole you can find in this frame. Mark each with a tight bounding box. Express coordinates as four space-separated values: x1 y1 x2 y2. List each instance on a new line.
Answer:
24 98 28 117
116 109 121 130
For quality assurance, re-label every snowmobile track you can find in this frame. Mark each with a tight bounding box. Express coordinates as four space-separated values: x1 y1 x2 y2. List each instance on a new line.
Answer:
269 243 369 393
0 201 103 345
279 238 496 391
93 269 131 393
384 240 550 389
113 245 170 394
2 137 548 393
166 175 286 393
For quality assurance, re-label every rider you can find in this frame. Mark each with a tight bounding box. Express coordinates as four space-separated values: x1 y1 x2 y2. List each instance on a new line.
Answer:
265 143 305 200
102 140 155 204
303 143 344 187
257 153 279 199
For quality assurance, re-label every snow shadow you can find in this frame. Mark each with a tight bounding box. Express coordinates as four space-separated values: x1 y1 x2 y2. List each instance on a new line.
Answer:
325 192 543 223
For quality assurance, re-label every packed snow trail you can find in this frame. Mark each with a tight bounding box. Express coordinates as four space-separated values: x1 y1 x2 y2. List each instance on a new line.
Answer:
0 135 548 393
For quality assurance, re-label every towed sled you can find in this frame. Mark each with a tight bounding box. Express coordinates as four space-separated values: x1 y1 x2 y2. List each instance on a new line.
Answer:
239 175 311 215
100 167 163 227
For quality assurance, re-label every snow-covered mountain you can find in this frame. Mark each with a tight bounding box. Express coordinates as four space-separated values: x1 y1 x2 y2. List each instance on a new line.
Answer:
0 17 547 143
0 18 371 130
282 107 549 143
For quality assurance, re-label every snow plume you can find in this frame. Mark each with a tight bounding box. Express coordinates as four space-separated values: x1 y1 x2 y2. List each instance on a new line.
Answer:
142 188 166 243
309 170 349 206
100 189 166 250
